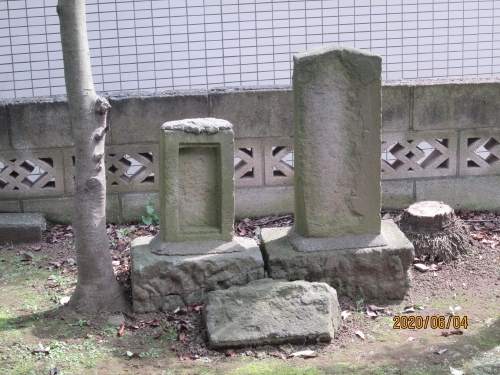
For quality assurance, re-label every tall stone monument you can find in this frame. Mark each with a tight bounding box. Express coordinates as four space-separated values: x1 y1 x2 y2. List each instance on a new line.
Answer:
131 118 264 312
261 45 414 299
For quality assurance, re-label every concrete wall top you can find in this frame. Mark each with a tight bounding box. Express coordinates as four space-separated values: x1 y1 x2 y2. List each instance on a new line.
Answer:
2 79 500 149
5 95 72 149
210 85 293 139
107 90 210 145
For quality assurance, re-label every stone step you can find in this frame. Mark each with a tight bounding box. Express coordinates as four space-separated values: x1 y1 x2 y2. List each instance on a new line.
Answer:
0 213 46 244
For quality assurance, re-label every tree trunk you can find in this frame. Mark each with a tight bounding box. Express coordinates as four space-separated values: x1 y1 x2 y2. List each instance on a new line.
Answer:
57 0 127 312
398 201 473 262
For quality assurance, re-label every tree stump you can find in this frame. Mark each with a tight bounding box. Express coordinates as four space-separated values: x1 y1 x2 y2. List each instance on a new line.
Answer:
397 201 473 262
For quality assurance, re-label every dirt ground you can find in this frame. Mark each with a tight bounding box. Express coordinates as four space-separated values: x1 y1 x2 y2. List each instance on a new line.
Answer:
0 210 499 375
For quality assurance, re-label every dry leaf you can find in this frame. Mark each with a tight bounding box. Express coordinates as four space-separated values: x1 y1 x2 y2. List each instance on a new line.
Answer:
441 330 463 337
225 349 236 357
179 331 185 341
435 349 448 355
288 350 318 358
449 366 464 375
403 307 415 314
355 330 365 340
366 308 378 318
117 324 125 337
341 310 352 320
126 351 140 359
413 263 429 272
269 351 287 359
179 354 198 360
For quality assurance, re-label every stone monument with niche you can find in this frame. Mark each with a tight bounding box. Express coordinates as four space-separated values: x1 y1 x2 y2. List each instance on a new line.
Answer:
261 45 414 299
131 118 264 312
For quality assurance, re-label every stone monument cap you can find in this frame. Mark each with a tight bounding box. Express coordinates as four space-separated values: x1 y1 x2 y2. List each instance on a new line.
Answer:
161 117 233 134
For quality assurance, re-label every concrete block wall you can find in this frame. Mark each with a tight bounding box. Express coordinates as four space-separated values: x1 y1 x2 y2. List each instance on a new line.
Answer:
1 79 499 223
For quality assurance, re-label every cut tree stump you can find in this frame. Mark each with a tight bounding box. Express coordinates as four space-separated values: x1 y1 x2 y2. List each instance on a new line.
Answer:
397 201 473 262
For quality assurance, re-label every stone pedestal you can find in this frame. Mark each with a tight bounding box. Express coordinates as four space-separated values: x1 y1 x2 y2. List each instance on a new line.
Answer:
131 235 263 312
262 220 414 299
131 118 264 312
262 45 413 299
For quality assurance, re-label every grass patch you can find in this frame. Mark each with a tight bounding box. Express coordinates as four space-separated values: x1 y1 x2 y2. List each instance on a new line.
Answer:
229 362 325 375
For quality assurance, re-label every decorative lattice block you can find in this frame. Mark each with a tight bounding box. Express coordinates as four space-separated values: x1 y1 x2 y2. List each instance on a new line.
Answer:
264 137 294 186
64 145 159 193
0 151 64 198
382 132 457 179
234 139 263 187
460 131 500 176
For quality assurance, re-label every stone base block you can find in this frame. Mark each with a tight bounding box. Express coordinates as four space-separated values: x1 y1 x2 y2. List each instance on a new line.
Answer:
261 220 414 300
203 279 341 349
131 236 265 312
0 213 46 244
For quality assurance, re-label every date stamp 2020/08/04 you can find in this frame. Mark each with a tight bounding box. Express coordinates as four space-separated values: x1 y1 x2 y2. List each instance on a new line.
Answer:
393 315 468 330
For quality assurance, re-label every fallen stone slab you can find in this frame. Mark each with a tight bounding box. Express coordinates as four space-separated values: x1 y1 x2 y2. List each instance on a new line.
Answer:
131 236 265 312
203 279 341 349
0 213 46 244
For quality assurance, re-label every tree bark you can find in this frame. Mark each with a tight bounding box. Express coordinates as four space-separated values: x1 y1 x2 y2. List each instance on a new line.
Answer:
57 0 127 312
398 201 473 262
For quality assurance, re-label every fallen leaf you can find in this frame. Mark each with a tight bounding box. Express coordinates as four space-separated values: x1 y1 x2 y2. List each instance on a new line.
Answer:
20 252 34 261
367 304 386 312
179 354 198 360
428 264 443 271
365 308 378 318
225 349 236 357
170 345 177 351
179 331 185 341
413 263 429 272
32 343 50 355
152 332 163 339
123 311 136 320
30 245 42 252
288 350 318 358
403 306 415 314
355 330 365 340
442 330 463 337
60 296 70 306
117 324 125 337
145 319 160 327
269 351 287 359
435 349 448 355
449 366 464 375
341 310 352 320
177 307 188 315
189 302 204 312
126 351 140 359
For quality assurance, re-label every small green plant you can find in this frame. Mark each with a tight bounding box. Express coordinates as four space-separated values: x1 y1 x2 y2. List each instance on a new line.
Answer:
355 298 364 312
142 197 159 225
117 227 130 238
68 319 88 327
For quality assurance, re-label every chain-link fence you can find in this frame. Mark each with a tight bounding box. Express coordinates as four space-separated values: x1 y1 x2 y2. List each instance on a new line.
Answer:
1 0 499 99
